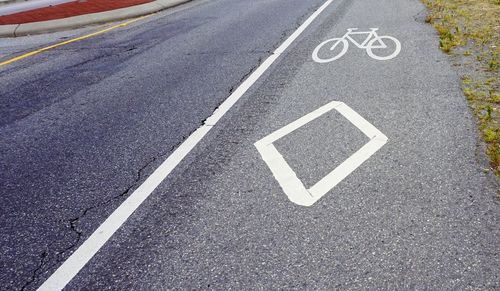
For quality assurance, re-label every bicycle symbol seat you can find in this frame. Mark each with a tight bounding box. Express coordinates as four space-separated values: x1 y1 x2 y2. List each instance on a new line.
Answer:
312 28 401 62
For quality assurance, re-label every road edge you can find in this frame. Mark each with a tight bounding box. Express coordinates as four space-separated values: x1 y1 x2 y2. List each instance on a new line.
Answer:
0 0 191 37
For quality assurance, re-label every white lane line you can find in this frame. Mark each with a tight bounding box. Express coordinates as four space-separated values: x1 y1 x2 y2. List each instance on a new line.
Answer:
37 0 334 290
254 101 388 207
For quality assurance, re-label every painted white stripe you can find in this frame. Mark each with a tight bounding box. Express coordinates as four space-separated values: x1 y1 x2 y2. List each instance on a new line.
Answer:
255 101 342 146
37 1 334 290
254 101 388 207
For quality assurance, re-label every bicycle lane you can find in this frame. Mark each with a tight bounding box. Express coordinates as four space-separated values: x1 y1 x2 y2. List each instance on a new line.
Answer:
67 0 499 288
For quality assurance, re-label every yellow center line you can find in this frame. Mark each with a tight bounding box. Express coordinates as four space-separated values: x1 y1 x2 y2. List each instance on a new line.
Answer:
0 14 151 68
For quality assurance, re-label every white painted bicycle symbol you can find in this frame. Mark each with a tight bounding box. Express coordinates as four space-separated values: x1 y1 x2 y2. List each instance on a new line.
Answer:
312 28 401 62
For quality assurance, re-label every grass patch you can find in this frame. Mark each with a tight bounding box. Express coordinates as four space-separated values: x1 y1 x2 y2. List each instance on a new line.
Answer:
422 0 500 176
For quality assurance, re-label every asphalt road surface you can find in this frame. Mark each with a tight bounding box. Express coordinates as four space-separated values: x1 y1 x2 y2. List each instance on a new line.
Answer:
1 0 499 290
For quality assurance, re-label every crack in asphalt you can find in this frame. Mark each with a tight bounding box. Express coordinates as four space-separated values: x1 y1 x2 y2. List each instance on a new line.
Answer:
19 50 272 288
19 251 47 291
17 56 260 287
64 155 158 251
15 3 327 288
18 155 158 290
227 56 265 96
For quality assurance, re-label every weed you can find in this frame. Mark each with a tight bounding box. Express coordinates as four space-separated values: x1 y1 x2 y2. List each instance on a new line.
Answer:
422 0 500 176
488 53 498 71
492 93 500 103
484 128 497 142
486 105 493 119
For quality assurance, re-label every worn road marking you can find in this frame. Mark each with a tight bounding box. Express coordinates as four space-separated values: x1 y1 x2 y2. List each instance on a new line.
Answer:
254 101 388 206
37 0 335 290
0 15 149 68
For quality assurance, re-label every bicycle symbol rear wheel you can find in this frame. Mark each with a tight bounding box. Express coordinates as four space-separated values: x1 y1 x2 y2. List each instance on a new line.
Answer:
366 36 401 61
312 38 349 63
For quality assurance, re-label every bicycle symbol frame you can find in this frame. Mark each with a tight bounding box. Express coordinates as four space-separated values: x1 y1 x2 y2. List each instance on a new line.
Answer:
312 28 401 62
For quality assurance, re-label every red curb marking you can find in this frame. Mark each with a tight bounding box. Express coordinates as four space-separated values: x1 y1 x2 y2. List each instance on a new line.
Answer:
0 0 154 25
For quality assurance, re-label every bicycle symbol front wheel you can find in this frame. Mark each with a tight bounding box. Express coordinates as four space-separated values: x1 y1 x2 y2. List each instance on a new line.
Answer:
366 36 401 61
312 38 349 63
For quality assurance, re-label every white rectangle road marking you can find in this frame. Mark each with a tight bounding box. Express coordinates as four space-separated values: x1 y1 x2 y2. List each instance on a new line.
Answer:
37 0 335 290
254 101 388 207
